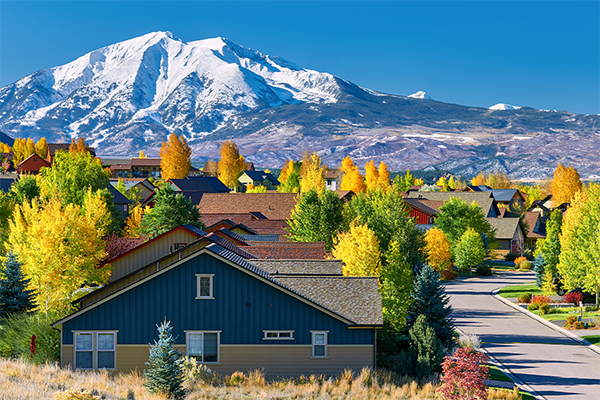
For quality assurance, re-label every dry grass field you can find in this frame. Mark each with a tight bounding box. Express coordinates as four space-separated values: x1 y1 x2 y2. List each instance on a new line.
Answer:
0 358 523 400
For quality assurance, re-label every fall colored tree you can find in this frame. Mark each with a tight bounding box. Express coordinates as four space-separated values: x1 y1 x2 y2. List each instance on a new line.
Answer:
471 171 486 186
550 162 583 206
453 228 486 272
124 205 144 238
217 140 245 189
0 142 11 153
364 160 378 191
8 191 111 315
438 347 489 400
34 137 48 159
159 133 192 180
557 183 600 297
424 227 453 272
436 176 450 191
69 137 88 154
332 221 381 277
139 150 148 159
0 192 14 255
246 183 267 193
278 160 301 193
471 170 512 189
339 156 365 194
299 150 325 193
377 162 391 191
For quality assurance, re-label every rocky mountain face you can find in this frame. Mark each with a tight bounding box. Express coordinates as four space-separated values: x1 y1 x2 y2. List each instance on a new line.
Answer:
0 31 599 179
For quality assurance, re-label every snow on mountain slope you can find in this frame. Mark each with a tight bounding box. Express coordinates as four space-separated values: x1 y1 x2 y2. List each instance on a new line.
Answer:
408 91 432 100
489 103 522 110
0 31 341 148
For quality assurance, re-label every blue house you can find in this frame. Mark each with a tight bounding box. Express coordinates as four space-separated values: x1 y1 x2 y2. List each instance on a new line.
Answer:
52 243 382 378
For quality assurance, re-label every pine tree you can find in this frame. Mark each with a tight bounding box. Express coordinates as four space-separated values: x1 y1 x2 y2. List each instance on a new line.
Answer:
0 252 36 319
160 133 192 180
409 314 445 377
144 321 186 400
533 254 545 288
408 265 454 349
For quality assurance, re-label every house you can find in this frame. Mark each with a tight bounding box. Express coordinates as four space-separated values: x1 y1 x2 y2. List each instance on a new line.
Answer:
17 154 51 175
0 177 15 192
246 241 328 259
522 211 546 250
168 176 230 203
203 160 255 177
107 185 132 218
198 193 300 221
109 178 155 201
528 195 553 218
324 169 342 191
405 191 500 218
487 217 526 256
237 170 280 192
51 243 381 377
403 198 439 226
107 158 162 178
462 185 526 210
46 143 96 164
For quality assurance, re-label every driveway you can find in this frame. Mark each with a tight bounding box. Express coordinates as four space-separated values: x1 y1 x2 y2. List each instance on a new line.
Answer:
446 271 600 399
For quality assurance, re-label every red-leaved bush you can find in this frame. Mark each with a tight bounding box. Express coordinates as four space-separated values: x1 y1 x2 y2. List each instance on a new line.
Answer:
437 347 489 400
563 291 583 305
531 295 551 306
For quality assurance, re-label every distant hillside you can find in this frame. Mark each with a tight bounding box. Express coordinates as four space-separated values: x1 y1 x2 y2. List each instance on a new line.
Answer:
0 130 13 146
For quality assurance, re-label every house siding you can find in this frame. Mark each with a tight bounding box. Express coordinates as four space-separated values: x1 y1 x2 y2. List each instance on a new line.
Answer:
63 254 373 347
408 209 434 225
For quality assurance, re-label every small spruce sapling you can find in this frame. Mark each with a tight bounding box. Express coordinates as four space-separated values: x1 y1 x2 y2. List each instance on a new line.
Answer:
0 252 36 319
533 254 545 288
144 321 186 399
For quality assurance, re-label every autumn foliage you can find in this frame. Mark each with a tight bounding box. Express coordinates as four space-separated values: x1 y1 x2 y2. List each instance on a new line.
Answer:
340 156 365 194
437 347 489 400
299 150 326 193
364 160 391 192
160 133 192 180
333 221 382 277
217 140 245 189
424 227 452 272
550 162 582 206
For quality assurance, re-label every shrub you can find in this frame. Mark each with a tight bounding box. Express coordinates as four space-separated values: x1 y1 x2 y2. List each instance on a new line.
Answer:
519 260 532 270
0 312 60 363
437 347 488 400
514 256 527 268
574 321 585 330
457 333 481 350
53 389 102 400
531 295 551 306
566 315 577 327
504 252 518 262
408 314 444 377
585 306 599 312
527 303 539 311
539 304 551 314
547 307 561 314
563 291 583 305
181 357 218 385
476 264 492 276
518 293 532 304
441 269 457 281
227 371 248 386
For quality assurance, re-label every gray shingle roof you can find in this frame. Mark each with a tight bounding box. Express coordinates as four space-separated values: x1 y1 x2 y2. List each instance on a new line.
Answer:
272 276 383 326
249 259 344 276
487 217 522 239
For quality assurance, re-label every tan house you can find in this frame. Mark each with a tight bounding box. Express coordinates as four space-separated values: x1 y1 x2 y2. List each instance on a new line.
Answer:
237 170 280 192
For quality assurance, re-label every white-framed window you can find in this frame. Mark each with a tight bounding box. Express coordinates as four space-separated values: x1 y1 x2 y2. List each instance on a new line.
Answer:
196 274 214 299
311 331 328 358
263 330 294 340
74 331 117 370
186 331 220 363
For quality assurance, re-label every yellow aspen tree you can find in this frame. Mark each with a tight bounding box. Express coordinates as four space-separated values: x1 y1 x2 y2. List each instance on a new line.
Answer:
414 178 424 186
0 142 11 153
160 133 192 180
35 137 48 159
377 162 391 192
139 150 148 159
124 205 144 238
279 160 293 186
299 150 325 193
25 138 35 159
217 140 245 189
424 227 453 271
12 138 26 164
69 137 88 154
8 191 111 315
364 160 379 192
340 156 366 194
436 176 450 191
550 162 583 206
471 171 486 186
332 221 382 277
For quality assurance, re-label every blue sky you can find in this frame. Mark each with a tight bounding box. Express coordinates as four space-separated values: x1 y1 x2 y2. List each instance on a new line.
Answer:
1 1 598 114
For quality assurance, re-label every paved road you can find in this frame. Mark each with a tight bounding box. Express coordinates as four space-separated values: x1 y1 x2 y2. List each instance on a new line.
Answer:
446 271 600 399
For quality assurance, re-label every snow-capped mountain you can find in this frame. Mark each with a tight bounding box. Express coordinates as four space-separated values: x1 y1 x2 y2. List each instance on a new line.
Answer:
1 31 600 179
489 103 522 111
408 91 432 100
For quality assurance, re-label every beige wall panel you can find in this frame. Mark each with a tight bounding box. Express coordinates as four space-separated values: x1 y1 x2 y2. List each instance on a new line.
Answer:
62 345 73 368
116 346 151 372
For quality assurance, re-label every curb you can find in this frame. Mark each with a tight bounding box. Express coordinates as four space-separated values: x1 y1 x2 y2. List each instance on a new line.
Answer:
492 288 600 357
455 327 545 400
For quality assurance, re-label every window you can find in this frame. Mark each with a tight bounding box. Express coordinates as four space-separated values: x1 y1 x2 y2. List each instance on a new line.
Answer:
311 331 327 358
186 332 220 363
263 330 294 340
174 243 187 251
196 274 214 299
74 332 116 369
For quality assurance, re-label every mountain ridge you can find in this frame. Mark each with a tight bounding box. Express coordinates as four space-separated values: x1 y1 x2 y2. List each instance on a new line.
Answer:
0 31 599 179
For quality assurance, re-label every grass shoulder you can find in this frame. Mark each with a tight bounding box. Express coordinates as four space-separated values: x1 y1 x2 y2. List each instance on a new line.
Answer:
498 282 543 299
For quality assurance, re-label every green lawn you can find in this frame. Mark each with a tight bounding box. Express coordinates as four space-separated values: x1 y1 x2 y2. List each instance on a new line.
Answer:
498 283 544 299
583 335 600 345
486 260 516 271
488 365 512 382
531 309 598 322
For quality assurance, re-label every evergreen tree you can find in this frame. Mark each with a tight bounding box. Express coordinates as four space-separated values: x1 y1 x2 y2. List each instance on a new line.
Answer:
0 252 36 319
408 265 454 349
141 186 204 238
409 314 445 377
533 254 545 288
144 321 185 400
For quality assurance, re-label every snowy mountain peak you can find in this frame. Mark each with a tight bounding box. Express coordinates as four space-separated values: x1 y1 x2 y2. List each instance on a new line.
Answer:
408 91 432 100
489 103 522 111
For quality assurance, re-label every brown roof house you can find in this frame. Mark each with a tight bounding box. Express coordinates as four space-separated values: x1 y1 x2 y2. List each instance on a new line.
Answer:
487 217 526 256
406 191 500 218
